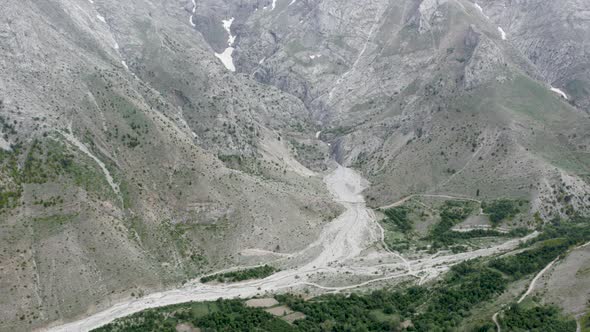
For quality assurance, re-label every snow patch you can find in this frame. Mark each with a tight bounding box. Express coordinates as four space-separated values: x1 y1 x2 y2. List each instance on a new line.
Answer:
289 0 296 5
96 15 106 23
315 131 322 139
113 42 119 50
550 87 568 99
189 0 197 27
473 3 489 19
498 27 507 40
259 57 265 64
271 0 277 10
214 48 236 72
309 54 322 60
221 17 236 45
215 18 237 72
121 61 129 70
88 0 94 3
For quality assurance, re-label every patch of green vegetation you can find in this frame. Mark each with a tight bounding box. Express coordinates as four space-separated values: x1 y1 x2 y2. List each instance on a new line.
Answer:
196 300 295 332
369 308 401 324
96 217 590 332
0 114 17 136
500 304 576 332
380 199 530 252
31 214 77 240
482 199 526 226
489 215 590 281
85 73 152 150
217 154 264 176
92 301 220 332
18 136 117 201
274 259 507 331
200 265 277 283
0 148 23 211
22 139 58 184
0 190 21 210
93 299 296 332
429 200 477 247
528 214 590 245
490 238 570 280
32 195 64 207
289 140 325 166
580 311 590 332
444 227 531 243
383 206 412 233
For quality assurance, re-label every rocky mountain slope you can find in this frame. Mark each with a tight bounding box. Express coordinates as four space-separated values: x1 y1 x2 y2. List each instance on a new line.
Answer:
1 0 589 331
0 0 338 330
480 0 590 110
193 0 589 215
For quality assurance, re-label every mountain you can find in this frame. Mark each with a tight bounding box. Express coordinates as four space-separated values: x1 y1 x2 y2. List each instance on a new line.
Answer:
0 0 589 331
0 0 339 329
198 0 590 216
480 0 590 110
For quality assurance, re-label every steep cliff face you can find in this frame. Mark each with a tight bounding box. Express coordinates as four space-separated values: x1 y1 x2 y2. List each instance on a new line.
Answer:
192 0 589 212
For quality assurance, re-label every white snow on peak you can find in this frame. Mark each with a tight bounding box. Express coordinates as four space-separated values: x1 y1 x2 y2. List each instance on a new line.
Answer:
315 131 322 139
121 60 129 70
550 87 568 100
114 42 119 50
96 14 106 23
271 0 277 10
215 47 236 72
309 54 322 60
289 0 296 5
259 57 266 64
88 0 94 3
498 27 507 40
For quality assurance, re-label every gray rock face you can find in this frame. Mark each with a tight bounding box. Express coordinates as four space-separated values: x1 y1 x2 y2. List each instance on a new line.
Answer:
203 0 589 209
479 0 590 109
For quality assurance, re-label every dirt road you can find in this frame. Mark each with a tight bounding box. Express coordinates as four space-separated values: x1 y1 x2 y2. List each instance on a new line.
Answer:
42 164 534 332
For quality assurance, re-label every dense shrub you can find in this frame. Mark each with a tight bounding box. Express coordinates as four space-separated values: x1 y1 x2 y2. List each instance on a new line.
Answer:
200 265 276 283
482 199 524 225
383 206 412 233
